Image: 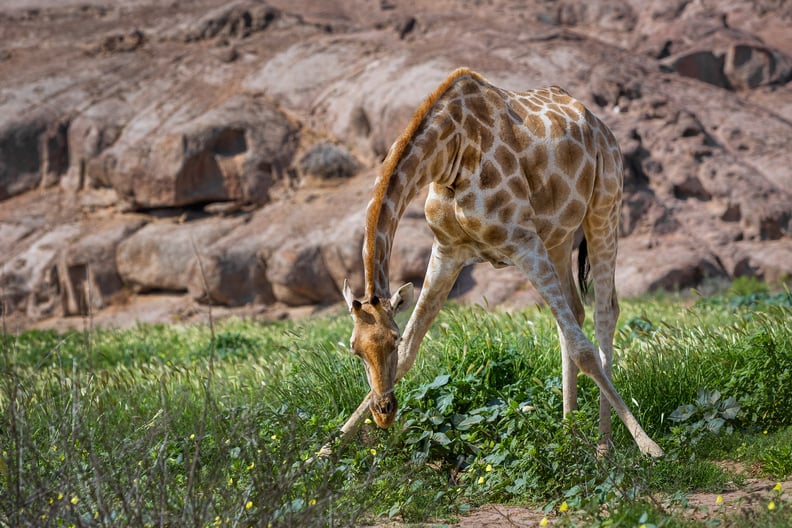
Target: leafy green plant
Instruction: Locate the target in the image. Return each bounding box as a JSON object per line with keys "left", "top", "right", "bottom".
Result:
{"left": 666, "top": 388, "right": 740, "bottom": 459}
{"left": 758, "top": 444, "right": 792, "bottom": 479}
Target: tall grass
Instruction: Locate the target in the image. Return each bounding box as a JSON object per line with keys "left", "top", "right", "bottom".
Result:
{"left": 1, "top": 289, "right": 790, "bottom": 526}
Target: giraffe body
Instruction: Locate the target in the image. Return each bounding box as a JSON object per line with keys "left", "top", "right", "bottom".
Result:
{"left": 342, "top": 68, "right": 663, "bottom": 457}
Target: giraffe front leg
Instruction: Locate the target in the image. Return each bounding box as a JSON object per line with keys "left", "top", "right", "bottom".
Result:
{"left": 396, "top": 241, "right": 465, "bottom": 381}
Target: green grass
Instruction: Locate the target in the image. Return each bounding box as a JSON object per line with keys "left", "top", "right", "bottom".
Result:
{"left": 1, "top": 286, "right": 791, "bottom": 527}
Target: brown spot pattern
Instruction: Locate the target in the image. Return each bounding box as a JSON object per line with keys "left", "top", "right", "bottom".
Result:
{"left": 479, "top": 123, "right": 494, "bottom": 152}
{"left": 495, "top": 145, "right": 518, "bottom": 175}
{"left": 566, "top": 198, "right": 586, "bottom": 222}
{"left": 525, "top": 113, "right": 546, "bottom": 137}
{"left": 400, "top": 154, "right": 419, "bottom": 175}
{"left": 479, "top": 160, "right": 502, "bottom": 189}
{"left": 464, "top": 216, "right": 482, "bottom": 232}
{"left": 448, "top": 100, "right": 464, "bottom": 123}
{"left": 422, "top": 125, "right": 439, "bottom": 146}
{"left": 455, "top": 174, "right": 471, "bottom": 192}
{"left": 557, "top": 139, "right": 584, "bottom": 175}
{"left": 460, "top": 78, "right": 480, "bottom": 96}
{"left": 520, "top": 144, "right": 548, "bottom": 177}
{"left": 460, "top": 145, "right": 480, "bottom": 173}
{"left": 577, "top": 161, "right": 594, "bottom": 195}
{"left": 430, "top": 149, "right": 446, "bottom": 177}
{"left": 389, "top": 176, "right": 404, "bottom": 199}
{"left": 457, "top": 192, "right": 476, "bottom": 210}
{"left": 569, "top": 122, "right": 582, "bottom": 144}
{"left": 507, "top": 175, "right": 529, "bottom": 200}
{"left": 483, "top": 225, "right": 508, "bottom": 245}
{"left": 463, "top": 116, "right": 479, "bottom": 143}
{"left": 547, "top": 111, "right": 568, "bottom": 138}
{"left": 533, "top": 176, "right": 571, "bottom": 215}
{"left": 485, "top": 190, "right": 510, "bottom": 215}
{"left": 498, "top": 203, "right": 516, "bottom": 223}
{"left": 465, "top": 95, "right": 495, "bottom": 127}
{"left": 523, "top": 97, "right": 544, "bottom": 113}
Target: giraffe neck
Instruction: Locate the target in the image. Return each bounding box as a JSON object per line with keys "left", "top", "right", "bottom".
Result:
{"left": 363, "top": 114, "right": 460, "bottom": 300}
{"left": 361, "top": 69, "right": 490, "bottom": 300}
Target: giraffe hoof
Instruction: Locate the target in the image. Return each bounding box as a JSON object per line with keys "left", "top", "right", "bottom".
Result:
{"left": 641, "top": 440, "right": 664, "bottom": 458}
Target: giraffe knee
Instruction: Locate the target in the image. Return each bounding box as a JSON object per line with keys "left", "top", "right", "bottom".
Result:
{"left": 569, "top": 340, "right": 601, "bottom": 375}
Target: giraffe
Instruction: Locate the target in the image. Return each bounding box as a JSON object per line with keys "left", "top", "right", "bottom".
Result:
{"left": 340, "top": 67, "right": 663, "bottom": 457}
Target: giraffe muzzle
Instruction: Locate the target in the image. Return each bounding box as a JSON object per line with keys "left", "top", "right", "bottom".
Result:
{"left": 370, "top": 393, "right": 398, "bottom": 428}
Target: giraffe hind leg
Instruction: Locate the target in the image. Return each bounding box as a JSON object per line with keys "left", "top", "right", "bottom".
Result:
{"left": 508, "top": 228, "right": 663, "bottom": 457}
{"left": 548, "top": 238, "right": 585, "bottom": 420}
{"left": 584, "top": 200, "right": 624, "bottom": 452}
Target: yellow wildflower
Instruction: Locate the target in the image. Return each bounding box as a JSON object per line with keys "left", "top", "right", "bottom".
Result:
{"left": 768, "top": 501, "right": 776, "bottom": 511}
{"left": 559, "top": 501, "right": 569, "bottom": 512}
{"left": 189, "top": 434, "right": 195, "bottom": 440}
{"left": 270, "top": 434, "right": 278, "bottom": 441}
{"left": 308, "top": 498, "right": 317, "bottom": 506}
{"left": 246, "top": 462, "right": 255, "bottom": 470}
{"left": 486, "top": 464, "right": 493, "bottom": 472}
{"left": 364, "top": 418, "right": 372, "bottom": 425}
{"left": 716, "top": 495, "right": 723, "bottom": 504}
{"left": 70, "top": 496, "right": 79, "bottom": 505}
{"left": 477, "top": 476, "right": 485, "bottom": 484}
{"left": 245, "top": 501, "right": 253, "bottom": 510}
{"left": 539, "top": 517, "right": 549, "bottom": 526}
{"left": 370, "top": 448, "right": 377, "bottom": 456}
{"left": 773, "top": 482, "right": 782, "bottom": 493}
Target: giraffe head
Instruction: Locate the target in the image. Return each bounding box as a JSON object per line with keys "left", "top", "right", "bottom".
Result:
{"left": 342, "top": 279, "right": 414, "bottom": 428}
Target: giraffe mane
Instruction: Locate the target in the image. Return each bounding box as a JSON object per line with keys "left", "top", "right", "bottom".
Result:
{"left": 363, "top": 67, "right": 488, "bottom": 296}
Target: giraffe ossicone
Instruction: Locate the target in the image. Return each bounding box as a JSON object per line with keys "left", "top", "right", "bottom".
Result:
{"left": 342, "top": 68, "right": 663, "bottom": 457}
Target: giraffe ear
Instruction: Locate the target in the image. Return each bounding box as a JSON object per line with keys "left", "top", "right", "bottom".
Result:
{"left": 390, "top": 282, "right": 414, "bottom": 313}
{"left": 342, "top": 279, "right": 359, "bottom": 313}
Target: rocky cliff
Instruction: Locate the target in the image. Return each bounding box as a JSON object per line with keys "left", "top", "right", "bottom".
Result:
{"left": 1, "top": 0, "right": 791, "bottom": 330}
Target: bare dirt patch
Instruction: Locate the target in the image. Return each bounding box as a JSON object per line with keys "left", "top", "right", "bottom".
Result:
{"left": 374, "top": 478, "right": 791, "bottom": 527}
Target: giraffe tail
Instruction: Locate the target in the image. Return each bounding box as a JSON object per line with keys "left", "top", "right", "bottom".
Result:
{"left": 577, "top": 237, "right": 591, "bottom": 297}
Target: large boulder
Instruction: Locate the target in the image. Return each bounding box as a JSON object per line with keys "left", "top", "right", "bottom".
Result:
{"left": 266, "top": 210, "right": 365, "bottom": 306}
{"left": 617, "top": 235, "right": 729, "bottom": 298}
{"left": 0, "top": 224, "right": 81, "bottom": 319}
{"left": 116, "top": 217, "right": 244, "bottom": 293}
{"left": 57, "top": 218, "right": 146, "bottom": 316}
{"left": 187, "top": 235, "right": 273, "bottom": 307}
{"left": 725, "top": 241, "right": 792, "bottom": 284}
{"left": 99, "top": 94, "right": 300, "bottom": 208}
{"left": 0, "top": 109, "right": 68, "bottom": 200}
